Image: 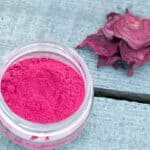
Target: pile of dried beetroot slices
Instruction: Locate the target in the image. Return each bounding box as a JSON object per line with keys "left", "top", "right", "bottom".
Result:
{"left": 76, "top": 9, "right": 150, "bottom": 76}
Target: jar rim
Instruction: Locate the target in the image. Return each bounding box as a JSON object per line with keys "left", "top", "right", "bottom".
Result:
{"left": 0, "top": 42, "right": 93, "bottom": 141}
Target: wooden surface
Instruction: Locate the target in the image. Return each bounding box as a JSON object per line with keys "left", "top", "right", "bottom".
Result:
{"left": 0, "top": 0, "right": 150, "bottom": 149}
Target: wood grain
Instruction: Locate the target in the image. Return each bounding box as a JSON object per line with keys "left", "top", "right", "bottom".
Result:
{"left": 1, "top": 97, "right": 150, "bottom": 150}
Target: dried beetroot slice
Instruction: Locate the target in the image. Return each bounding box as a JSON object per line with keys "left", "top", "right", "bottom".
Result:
{"left": 76, "top": 31, "right": 119, "bottom": 57}
{"left": 101, "top": 12, "right": 121, "bottom": 39}
{"left": 128, "top": 63, "right": 137, "bottom": 76}
{"left": 143, "top": 51, "right": 150, "bottom": 64}
{"left": 119, "top": 41, "right": 150, "bottom": 64}
{"left": 128, "top": 50, "right": 150, "bottom": 76}
{"left": 106, "top": 12, "right": 122, "bottom": 21}
{"left": 97, "top": 55, "right": 120, "bottom": 67}
{"left": 119, "top": 40, "right": 150, "bottom": 76}
{"left": 114, "top": 10, "right": 150, "bottom": 49}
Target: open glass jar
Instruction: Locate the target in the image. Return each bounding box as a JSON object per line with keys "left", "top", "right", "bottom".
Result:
{"left": 0, "top": 42, "right": 93, "bottom": 149}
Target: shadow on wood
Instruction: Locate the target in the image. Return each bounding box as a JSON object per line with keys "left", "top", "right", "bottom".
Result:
{"left": 94, "top": 87, "right": 150, "bottom": 104}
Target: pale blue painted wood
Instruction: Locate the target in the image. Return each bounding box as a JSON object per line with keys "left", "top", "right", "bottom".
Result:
{"left": 1, "top": 97, "right": 150, "bottom": 150}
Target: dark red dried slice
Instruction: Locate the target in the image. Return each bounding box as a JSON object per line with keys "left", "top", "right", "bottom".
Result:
{"left": 101, "top": 12, "right": 121, "bottom": 40}
{"left": 114, "top": 10, "right": 150, "bottom": 49}
{"left": 76, "top": 31, "right": 119, "bottom": 57}
{"left": 119, "top": 41, "right": 150, "bottom": 64}
{"left": 119, "top": 40, "right": 150, "bottom": 76}
{"left": 106, "top": 12, "right": 122, "bottom": 21}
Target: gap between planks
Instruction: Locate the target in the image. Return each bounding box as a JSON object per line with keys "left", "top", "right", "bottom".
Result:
{"left": 94, "top": 87, "right": 150, "bottom": 104}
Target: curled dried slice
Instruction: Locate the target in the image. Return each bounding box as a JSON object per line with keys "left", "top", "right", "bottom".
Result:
{"left": 76, "top": 32, "right": 119, "bottom": 57}
{"left": 119, "top": 41, "right": 150, "bottom": 76}
{"left": 114, "top": 10, "right": 150, "bottom": 49}
{"left": 102, "top": 12, "right": 121, "bottom": 39}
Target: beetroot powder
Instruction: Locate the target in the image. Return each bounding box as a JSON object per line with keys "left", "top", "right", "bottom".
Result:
{"left": 1, "top": 58, "right": 85, "bottom": 124}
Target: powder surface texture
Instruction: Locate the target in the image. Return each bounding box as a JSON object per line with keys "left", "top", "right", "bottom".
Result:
{"left": 1, "top": 58, "right": 85, "bottom": 124}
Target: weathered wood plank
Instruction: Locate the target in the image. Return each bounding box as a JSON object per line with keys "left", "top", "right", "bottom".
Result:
{"left": 1, "top": 97, "right": 150, "bottom": 150}
{"left": 0, "top": 0, "right": 149, "bottom": 97}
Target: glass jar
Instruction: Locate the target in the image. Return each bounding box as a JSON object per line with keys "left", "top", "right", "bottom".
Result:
{"left": 0, "top": 42, "right": 93, "bottom": 149}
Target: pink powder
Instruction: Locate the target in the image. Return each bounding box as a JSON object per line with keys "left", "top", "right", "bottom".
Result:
{"left": 1, "top": 58, "right": 85, "bottom": 124}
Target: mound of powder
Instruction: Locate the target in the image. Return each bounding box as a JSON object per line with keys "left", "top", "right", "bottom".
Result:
{"left": 1, "top": 58, "right": 85, "bottom": 124}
